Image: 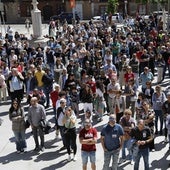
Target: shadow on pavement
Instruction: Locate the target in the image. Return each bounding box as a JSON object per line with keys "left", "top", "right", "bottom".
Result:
{"left": 150, "top": 150, "right": 170, "bottom": 170}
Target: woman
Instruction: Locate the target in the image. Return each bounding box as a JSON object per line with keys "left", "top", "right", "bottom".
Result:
{"left": 135, "top": 92, "right": 147, "bottom": 121}
{"left": 0, "top": 69, "right": 7, "bottom": 102}
{"left": 114, "top": 90, "right": 126, "bottom": 123}
{"left": 124, "top": 78, "right": 137, "bottom": 117}
{"left": 143, "top": 81, "right": 154, "bottom": 105}
{"left": 93, "top": 80, "right": 105, "bottom": 122}
{"left": 140, "top": 101, "right": 155, "bottom": 151}
{"left": 152, "top": 85, "right": 167, "bottom": 135}
{"left": 9, "top": 99, "right": 27, "bottom": 153}
{"left": 156, "top": 53, "right": 165, "bottom": 83}
{"left": 80, "top": 84, "right": 94, "bottom": 120}
{"left": 63, "top": 107, "right": 77, "bottom": 162}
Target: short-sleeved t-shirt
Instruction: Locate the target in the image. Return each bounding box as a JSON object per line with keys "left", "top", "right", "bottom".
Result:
{"left": 79, "top": 127, "right": 97, "bottom": 152}
{"left": 101, "top": 123, "right": 124, "bottom": 151}
{"left": 130, "top": 126, "right": 151, "bottom": 149}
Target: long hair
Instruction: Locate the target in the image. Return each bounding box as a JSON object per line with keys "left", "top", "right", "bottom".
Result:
{"left": 9, "top": 98, "right": 21, "bottom": 113}
{"left": 96, "top": 80, "right": 105, "bottom": 93}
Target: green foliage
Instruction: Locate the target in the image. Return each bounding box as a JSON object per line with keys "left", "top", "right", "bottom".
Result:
{"left": 107, "top": 0, "right": 119, "bottom": 14}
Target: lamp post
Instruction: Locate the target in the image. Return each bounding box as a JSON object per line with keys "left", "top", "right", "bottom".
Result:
{"left": 168, "top": 0, "right": 170, "bottom": 33}
{"left": 124, "top": 0, "right": 128, "bottom": 17}
{"left": 0, "top": 1, "right": 5, "bottom": 35}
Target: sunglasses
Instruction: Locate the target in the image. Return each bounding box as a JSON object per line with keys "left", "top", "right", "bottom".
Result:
{"left": 125, "top": 113, "right": 131, "bottom": 116}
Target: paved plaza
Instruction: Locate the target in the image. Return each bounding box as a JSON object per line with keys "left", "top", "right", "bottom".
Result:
{"left": 0, "top": 24, "right": 170, "bottom": 170}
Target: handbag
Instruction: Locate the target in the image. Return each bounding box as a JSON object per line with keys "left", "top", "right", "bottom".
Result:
{"left": 39, "top": 119, "right": 51, "bottom": 134}
{"left": 25, "top": 119, "right": 30, "bottom": 129}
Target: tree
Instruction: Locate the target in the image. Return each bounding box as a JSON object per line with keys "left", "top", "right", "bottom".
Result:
{"left": 107, "top": 0, "right": 119, "bottom": 14}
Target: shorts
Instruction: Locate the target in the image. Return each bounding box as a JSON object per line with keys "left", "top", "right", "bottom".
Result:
{"left": 81, "top": 150, "right": 96, "bottom": 165}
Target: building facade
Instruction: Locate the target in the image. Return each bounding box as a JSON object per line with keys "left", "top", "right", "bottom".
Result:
{"left": 0, "top": 0, "right": 166, "bottom": 24}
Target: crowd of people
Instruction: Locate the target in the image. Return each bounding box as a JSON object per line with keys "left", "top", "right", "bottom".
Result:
{"left": 1, "top": 13, "right": 170, "bottom": 170}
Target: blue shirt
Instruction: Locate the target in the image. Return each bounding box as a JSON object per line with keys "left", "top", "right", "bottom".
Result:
{"left": 139, "top": 72, "right": 154, "bottom": 88}
{"left": 101, "top": 123, "right": 124, "bottom": 151}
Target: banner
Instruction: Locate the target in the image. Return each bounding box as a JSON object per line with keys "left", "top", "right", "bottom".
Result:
{"left": 70, "top": 0, "right": 75, "bottom": 8}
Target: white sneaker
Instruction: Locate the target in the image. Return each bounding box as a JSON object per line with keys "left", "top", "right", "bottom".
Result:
{"left": 130, "top": 160, "right": 134, "bottom": 165}
{"left": 23, "top": 148, "right": 27, "bottom": 153}
{"left": 73, "top": 155, "right": 77, "bottom": 161}
{"left": 67, "top": 155, "right": 71, "bottom": 162}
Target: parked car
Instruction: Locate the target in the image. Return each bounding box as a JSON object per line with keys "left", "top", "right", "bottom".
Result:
{"left": 50, "top": 12, "right": 80, "bottom": 24}
{"left": 106, "top": 13, "right": 123, "bottom": 23}
{"left": 91, "top": 16, "right": 103, "bottom": 23}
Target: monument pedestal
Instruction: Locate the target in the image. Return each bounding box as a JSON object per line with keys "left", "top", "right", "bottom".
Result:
{"left": 30, "top": 0, "right": 48, "bottom": 47}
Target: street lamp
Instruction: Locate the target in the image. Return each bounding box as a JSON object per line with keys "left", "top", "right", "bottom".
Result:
{"left": 124, "top": 0, "right": 128, "bottom": 17}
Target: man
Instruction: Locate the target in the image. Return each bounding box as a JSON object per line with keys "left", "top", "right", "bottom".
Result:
{"left": 34, "top": 65, "right": 45, "bottom": 91}
{"left": 7, "top": 67, "right": 24, "bottom": 102}
{"left": 28, "top": 97, "right": 46, "bottom": 152}
{"left": 130, "top": 119, "right": 153, "bottom": 170}
{"left": 42, "top": 67, "right": 53, "bottom": 108}
{"left": 56, "top": 98, "right": 67, "bottom": 150}
{"left": 107, "top": 77, "right": 120, "bottom": 115}
{"left": 162, "top": 91, "right": 170, "bottom": 142}
{"left": 79, "top": 119, "right": 97, "bottom": 170}
{"left": 139, "top": 67, "right": 154, "bottom": 93}
{"left": 119, "top": 109, "right": 135, "bottom": 164}
{"left": 129, "top": 53, "right": 139, "bottom": 88}
{"left": 101, "top": 114, "right": 124, "bottom": 170}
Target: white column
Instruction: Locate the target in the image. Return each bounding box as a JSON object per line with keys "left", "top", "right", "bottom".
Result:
{"left": 31, "top": 0, "right": 42, "bottom": 39}
{"left": 163, "top": 8, "right": 166, "bottom": 31}
{"left": 91, "top": 2, "right": 94, "bottom": 16}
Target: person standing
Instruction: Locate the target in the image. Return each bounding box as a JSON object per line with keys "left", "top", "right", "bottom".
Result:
{"left": 9, "top": 99, "right": 27, "bottom": 153}
{"left": 101, "top": 114, "right": 124, "bottom": 170}
{"left": 34, "top": 65, "right": 45, "bottom": 91}
{"left": 130, "top": 119, "right": 153, "bottom": 170}
{"left": 107, "top": 77, "right": 120, "bottom": 115}
{"left": 79, "top": 119, "right": 97, "bottom": 170}
{"left": 0, "top": 69, "right": 7, "bottom": 102}
{"left": 139, "top": 67, "right": 154, "bottom": 93}
{"left": 152, "top": 85, "right": 166, "bottom": 135}
{"left": 119, "top": 109, "right": 135, "bottom": 164}
{"left": 56, "top": 98, "right": 67, "bottom": 150}
{"left": 42, "top": 67, "right": 53, "bottom": 108}
{"left": 7, "top": 68, "right": 24, "bottom": 102}
{"left": 28, "top": 97, "right": 46, "bottom": 152}
{"left": 162, "top": 92, "right": 170, "bottom": 142}
{"left": 63, "top": 106, "right": 77, "bottom": 162}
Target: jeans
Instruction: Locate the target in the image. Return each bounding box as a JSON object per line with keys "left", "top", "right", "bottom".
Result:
{"left": 13, "top": 130, "right": 27, "bottom": 151}
{"left": 122, "top": 139, "right": 132, "bottom": 160}
{"left": 81, "top": 151, "right": 96, "bottom": 165}
{"left": 32, "top": 126, "right": 44, "bottom": 148}
{"left": 65, "top": 127, "right": 77, "bottom": 155}
{"left": 154, "top": 110, "right": 163, "bottom": 132}
{"left": 103, "top": 149, "right": 120, "bottom": 170}
{"left": 59, "top": 125, "right": 66, "bottom": 147}
{"left": 47, "top": 63, "right": 54, "bottom": 76}
{"left": 134, "top": 147, "right": 149, "bottom": 170}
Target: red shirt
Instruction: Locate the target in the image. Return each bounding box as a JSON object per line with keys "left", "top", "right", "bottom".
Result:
{"left": 50, "top": 90, "right": 59, "bottom": 107}
{"left": 79, "top": 127, "right": 97, "bottom": 151}
{"left": 86, "top": 81, "right": 96, "bottom": 94}
{"left": 124, "top": 72, "right": 135, "bottom": 83}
